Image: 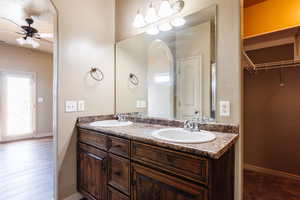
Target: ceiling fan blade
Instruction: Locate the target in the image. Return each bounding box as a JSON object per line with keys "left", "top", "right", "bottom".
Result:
{"left": 0, "top": 30, "right": 25, "bottom": 35}
{"left": 38, "top": 37, "right": 53, "bottom": 44}
{"left": 0, "top": 17, "right": 22, "bottom": 28}
{"left": 38, "top": 33, "right": 53, "bottom": 38}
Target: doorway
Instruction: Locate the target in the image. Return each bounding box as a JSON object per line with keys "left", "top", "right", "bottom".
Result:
{"left": 0, "top": 71, "right": 36, "bottom": 141}
{"left": 0, "top": 0, "right": 57, "bottom": 199}
{"left": 243, "top": 0, "right": 300, "bottom": 199}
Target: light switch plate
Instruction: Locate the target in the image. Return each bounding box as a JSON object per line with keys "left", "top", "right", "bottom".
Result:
{"left": 38, "top": 97, "right": 44, "bottom": 103}
{"left": 140, "top": 100, "right": 147, "bottom": 108}
{"left": 78, "top": 100, "right": 85, "bottom": 112}
{"left": 220, "top": 101, "right": 230, "bottom": 117}
{"left": 65, "top": 101, "right": 77, "bottom": 112}
{"left": 136, "top": 100, "right": 141, "bottom": 108}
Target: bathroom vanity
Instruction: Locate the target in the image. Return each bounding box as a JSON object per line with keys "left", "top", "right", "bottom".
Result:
{"left": 77, "top": 4, "right": 239, "bottom": 200}
{"left": 77, "top": 115, "right": 238, "bottom": 200}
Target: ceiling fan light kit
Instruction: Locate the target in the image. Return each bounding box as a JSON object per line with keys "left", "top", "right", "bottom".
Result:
{"left": 133, "top": 0, "right": 186, "bottom": 35}
{"left": 16, "top": 36, "right": 40, "bottom": 48}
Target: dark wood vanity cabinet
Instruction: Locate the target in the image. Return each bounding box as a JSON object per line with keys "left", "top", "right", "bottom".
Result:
{"left": 77, "top": 128, "right": 234, "bottom": 200}
{"left": 78, "top": 143, "right": 108, "bottom": 200}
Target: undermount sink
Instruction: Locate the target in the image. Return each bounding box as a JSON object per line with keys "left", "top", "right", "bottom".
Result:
{"left": 152, "top": 128, "right": 216, "bottom": 144}
{"left": 89, "top": 120, "right": 133, "bottom": 127}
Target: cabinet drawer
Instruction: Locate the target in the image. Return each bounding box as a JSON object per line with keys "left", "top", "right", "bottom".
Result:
{"left": 108, "top": 136, "right": 130, "bottom": 158}
{"left": 108, "top": 186, "right": 129, "bottom": 200}
{"left": 108, "top": 153, "right": 130, "bottom": 195}
{"left": 131, "top": 141, "right": 209, "bottom": 185}
{"left": 132, "top": 163, "right": 208, "bottom": 200}
{"left": 78, "top": 129, "right": 108, "bottom": 151}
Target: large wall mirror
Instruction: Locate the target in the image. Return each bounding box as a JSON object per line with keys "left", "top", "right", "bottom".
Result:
{"left": 116, "top": 5, "right": 217, "bottom": 121}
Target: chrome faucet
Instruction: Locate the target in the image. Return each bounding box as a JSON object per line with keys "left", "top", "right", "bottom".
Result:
{"left": 184, "top": 120, "right": 193, "bottom": 130}
{"left": 116, "top": 114, "right": 126, "bottom": 121}
{"left": 184, "top": 120, "right": 199, "bottom": 132}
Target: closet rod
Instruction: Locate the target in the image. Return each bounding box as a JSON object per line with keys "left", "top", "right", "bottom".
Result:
{"left": 254, "top": 60, "right": 300, "bottom": 71}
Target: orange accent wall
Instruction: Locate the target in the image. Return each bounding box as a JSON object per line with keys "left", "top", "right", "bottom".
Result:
{"left": 244, "top": 0, "right": 300, "bottom": 38}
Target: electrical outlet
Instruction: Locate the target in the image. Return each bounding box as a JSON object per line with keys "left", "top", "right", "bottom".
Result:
{"left": 78, "top": 101, "right": 85, "bottom": 112}
{"left": 220, "top": 101, "right": 230, "bottom": 117}
{"left": 65, "top": 101, "right": 77, "bottom": 112}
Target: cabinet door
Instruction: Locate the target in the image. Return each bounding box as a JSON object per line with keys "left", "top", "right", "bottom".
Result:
{"left": 108, "top": 186, "right": 129, "bottom": 200}
{"left": 78, "top": 143, "right": 107, "bottom": 200}
{"left": 132, "top": 163, "right": 208, "bottom": 200}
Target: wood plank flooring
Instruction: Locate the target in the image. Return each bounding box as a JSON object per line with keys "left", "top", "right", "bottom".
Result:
{"left": 0, "top": 138, "right": 54, "bottom": 200}
{"left": 244, "top": 170, "right": 300, "bottom": 200}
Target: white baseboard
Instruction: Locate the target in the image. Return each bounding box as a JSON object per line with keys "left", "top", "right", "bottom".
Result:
{"left": 244, "top": 163, "right": 300, "bottom": 181}
{"left": 0, "top": 133, "right": 53, "bottom": 143}
{"left": 63, "top": 192, "right": 82, "bottom": 200}
{"left": 34, "top": 132, "right": 53, "bottom": 138}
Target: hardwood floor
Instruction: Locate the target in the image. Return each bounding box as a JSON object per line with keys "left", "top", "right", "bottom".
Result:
{"left": 0, "top": 138, "right": 54, "bottom": 200}
{"left": 244, "top": 170, "right": 300, "bottom": 200}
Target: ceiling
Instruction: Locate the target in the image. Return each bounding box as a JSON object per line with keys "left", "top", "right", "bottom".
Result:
{"left": 244, "top": 0, "right": 267, "bottom": 8}
{"left": 0, "top": 0, "right": 54, "bottom": 53}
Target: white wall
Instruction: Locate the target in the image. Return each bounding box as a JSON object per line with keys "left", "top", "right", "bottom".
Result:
{"left": 51, "top": 0, "right": 116, "bottom": 199}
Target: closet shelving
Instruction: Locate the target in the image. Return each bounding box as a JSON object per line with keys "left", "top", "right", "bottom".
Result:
{"left": 243, "top": 26, "right": 300, "bottom": 72}
{"left": 243, "top": 51, "right": 300, "bottom": 72}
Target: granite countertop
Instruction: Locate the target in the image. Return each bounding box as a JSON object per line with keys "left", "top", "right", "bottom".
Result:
{"left": 77, "top": 118, "right": 239, "bottom": 159}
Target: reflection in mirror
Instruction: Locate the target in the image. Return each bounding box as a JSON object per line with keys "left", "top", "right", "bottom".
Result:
{"left": 116, "top": 5, "right": 217, "bottom": 121}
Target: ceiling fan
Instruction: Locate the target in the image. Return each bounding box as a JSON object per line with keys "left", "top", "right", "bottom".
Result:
{"left": 0, "top": 16, "right": 53, "bottom": 48}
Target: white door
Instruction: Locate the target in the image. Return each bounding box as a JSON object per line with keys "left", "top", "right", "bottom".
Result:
{"left": 0, "top": 71, "right": 36, "bottom": 141}
{"left": 177, "top": 56, "right": 202, "bottom": 120}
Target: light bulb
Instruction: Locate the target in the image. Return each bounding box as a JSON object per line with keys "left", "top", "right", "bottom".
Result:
{"left": 32, "top": 40, "right": 40, "bottom": 48}
{"left": 133, "top": 10, "right": 146, "bottom": 28}
{"left": 158, "top": 0, "right": 174, "bottom": 18}
{"left": 26, "top": 37, "right": 34, "bottom": 45}
{"left": 171, "top": 17, "right": 186, "bottom": 27}
{"left": 146, "top": 26, "right": 160, "bottom": 35}
{"left": 145, "top": 3, "right": 159, "bottom": 23}
{"left": 16, "top": 37, "right": 25, "bottom": 45}
{"left": 158, "top": 22, "right": 172, "bottom": 32}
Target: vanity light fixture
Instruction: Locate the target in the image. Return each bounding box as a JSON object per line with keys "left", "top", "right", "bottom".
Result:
{"left": 133, "top": 0, "right": 185, "bottom": 35}
{"left": 133, "top": 10, "right": 146, "bottom": 28}
{"left": 158, "top": 0, "right": 174, "bottom": 18}
{"left": 171, "top": 17, "right": 186, "bottom": 27}
{"left": 146, "top": 25, "right": 160, "bottom": 35}
{"left": 158, "top": 22, "right": 173, "bottom": 32}
{"left": 145, "top": 2, "right": 159, "bottom": 23}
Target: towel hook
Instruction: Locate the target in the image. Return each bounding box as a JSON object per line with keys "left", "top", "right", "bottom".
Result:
{"left": 129, "top": 73, "right": 139, "bottom": 86}
{"left": 90, "top": 67, "right": 104, "bottom": 82}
